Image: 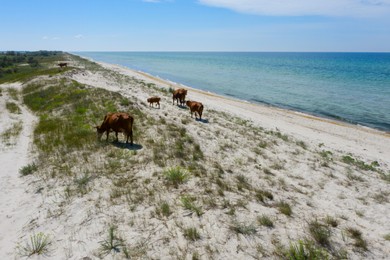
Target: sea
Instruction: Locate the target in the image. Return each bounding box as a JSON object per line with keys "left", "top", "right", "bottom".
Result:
{"left": 74, "top": 52, "right": 390, "bottom": 132}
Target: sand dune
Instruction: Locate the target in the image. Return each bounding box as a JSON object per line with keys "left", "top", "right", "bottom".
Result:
{"left": 0, "top": 55, "right": 389, "bottom": 259}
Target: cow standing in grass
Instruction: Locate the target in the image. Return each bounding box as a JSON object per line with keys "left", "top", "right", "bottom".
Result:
{"left": 147, "top": 96, "right": 161, "bottom": 108}
{"left": 186, "top": 101, "right": 204, "bottom": 120}
{"left": 58, "top": 62, "right": 68, "bottom": 68}
{"left": 96, "top": 112, "right": 134, "bottom": 145}
{"left": 172, "top": 88, "right": 187, "bottom": 106}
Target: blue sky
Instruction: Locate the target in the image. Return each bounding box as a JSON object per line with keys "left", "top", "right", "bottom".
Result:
{"left": 1, "top": 0, "right": 389, "bottom": 52}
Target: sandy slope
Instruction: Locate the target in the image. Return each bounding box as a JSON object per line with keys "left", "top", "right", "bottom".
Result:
{"left": 0, "top": 57, "right": 389, "bottom": 259}
{"left": 0, "top": 83, "right": 38, "bottom": 259}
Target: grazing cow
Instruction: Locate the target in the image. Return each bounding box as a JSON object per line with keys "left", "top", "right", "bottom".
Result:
{"left": 186, "top": 101, "right": 204, "bottom": 120}
{"left": 147, "top": 96, "right": 161, "bottom": 108}
{"left": 58, "top": 62, "right": 68, "bottom": 68}
{"left": 172, "top": 88, "right": 187, "bottom": 106}
{"left": 96, "top": 112, "right": 134, "bottom": 144}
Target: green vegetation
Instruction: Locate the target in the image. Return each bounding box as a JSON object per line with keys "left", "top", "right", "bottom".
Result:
{"left": 164, "top": 166, "right": 188, "bottom": 188}
{"left": 230, "top": 222, "right": 257, "bottom": 235}
{"left": 285, "top": 240, "right": 329, "bottom": 260}
{"left": 181, "top": 195, "right": 203, "bottom": 216}
{"left": 277, "top": 201, "right": 292, "bottom": 216}
{"left": 99, "top": 226, "right": 123, "bottom": 256}
{"left": 17, "top": 232, "right": 52, "bottom": 257}
{"left": 6, "top": 101, "right": 21, "bottom": 114}
{"left": 183, "top": 227, "right": 201, "bottom": 241}
{"left": 0, "top": 51, "right": 69, "bottom": 83}
{"left": 308, "top": 219, "right": 331, "bottom": 247}
{"left": 19, "top": 163, "right": 38, "bottom": 176}
{"left": 1, "top": 121, "right": 23, "bottom": 145}
{"left": 342, "top": 155, "right": 379, "bottom": 172}
{"left": 257, "top": 214, "right": 274, "bottom": 228}
{"left": 346, "top": 227, "right": 368, "bottom": 251}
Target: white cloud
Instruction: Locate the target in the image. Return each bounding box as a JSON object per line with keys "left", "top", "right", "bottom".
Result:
{"left": 198, "top": 0, "right": 390, "bottom": 17}
{"left": 74, "top": 34, "right": 84, "bottom": 39}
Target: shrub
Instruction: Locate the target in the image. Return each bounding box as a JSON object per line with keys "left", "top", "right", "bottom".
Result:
{"left": 19, "top": 163, "right": 38, "bottom": 176}
{"left": 164, "top": 167, "right": 188, "bottom": 188}
{"left": 308, "top": 220, "right": 331, "bottom": 247}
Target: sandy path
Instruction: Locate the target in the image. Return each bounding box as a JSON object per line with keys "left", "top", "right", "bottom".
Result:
{"left": 0, "top": 83, "right": 38, "bottom": 259}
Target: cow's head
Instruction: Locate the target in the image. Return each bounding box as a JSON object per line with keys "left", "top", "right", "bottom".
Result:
{"left": 95, "top": 126, "right": 104, "bottom": 140}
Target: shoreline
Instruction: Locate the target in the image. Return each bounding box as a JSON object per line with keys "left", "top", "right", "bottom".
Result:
{"left": 80, "top": 57, "right": 390, "bottom": 165}
{"left": 73, "top": 52, "right": 390, "bottom": 134}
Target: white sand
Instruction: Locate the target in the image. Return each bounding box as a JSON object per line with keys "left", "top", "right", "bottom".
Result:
{"left": 0, "top": 83, "right": 38, "bottom": 259}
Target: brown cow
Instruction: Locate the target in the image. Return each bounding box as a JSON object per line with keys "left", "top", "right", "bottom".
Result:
{"left": 58, "top": 62, "right": 68, "bottom": 68}
{"left": 96, "top": 112, "right": 134, "bottom": 144}
{"left": 186, "top": 101, "right": 204, "bottom": 120}
{"left": 172, "top": 88, "right": 187, "bottom": 106}
{"left": 147, "top": 96, "right": 161, "bottom": 108}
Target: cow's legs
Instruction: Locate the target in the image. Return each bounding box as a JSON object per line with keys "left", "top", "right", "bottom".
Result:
{"left": 115, "top": 131, "right": 119, "bottom": 142}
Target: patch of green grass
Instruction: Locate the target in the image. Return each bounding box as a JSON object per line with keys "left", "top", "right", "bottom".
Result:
{"left": 19, "top": 163, "right": 38, "bottom": 176}
{"left": 277, "top": 201, "right": 292, "bottom": 216}
{"left": 230, "top": 222, "right": 257, "bottom": 236}
{"left": 164, "top": 167, "right": 188, "bottom": 188}
{"left": 285, "top": 239, "right": 329, "bottom": 260}
{"left": 296, "top": 140, "right": 307, "bottom": 150}
{"left": 257, "top": 215, "right": 274, "bottom": 228}
{"left": 6, "top": 101, "right": 21, "bottom": 114}
{"left": 342, "top": 155, "right": 379, "bottom": 172}
{"left": 1, "top": 121, "right": 23, "bottom": 144}
{"left": 384, "top": 234, "right": 390, "bottom": 241}
{"left": 156, "top": 201, "right": 172, "bottom": 217}
{"left": 183, "top": 227, "right": 201, "bottom": 241}
{"left": 99, "top": 226, "right": 123, "bottom": 256}
{"left": 17, "top": 232, "right": 52, "bottom": 257}
{"left": 308, "top": 219, "right": 331, "bottom": 247}
{"left": 181, "top": 195, "right": 203, "bottom": 216}
{"left": 255, "top": 189, "right": 274, "bottom": 203}
{"left": 346, "top": 227, "right": 368, "bottom": 251}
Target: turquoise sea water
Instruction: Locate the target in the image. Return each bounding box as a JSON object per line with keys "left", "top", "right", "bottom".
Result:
{"left": 75, "top": 52, "right": 390, "bottom": 132}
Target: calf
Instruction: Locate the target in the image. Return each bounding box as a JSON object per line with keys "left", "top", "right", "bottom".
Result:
{"left": 147, "top": 96, "right": 161, "bottom": 108}
{"left": 186, "top": 101, "right": 204, "bottom": 120}
{"left": 96, "top": 112, "right": 134, "bottom": 144}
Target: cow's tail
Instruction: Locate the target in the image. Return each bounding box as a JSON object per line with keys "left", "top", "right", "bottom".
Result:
{"left": 128, "top": 116, "right": 134, "bottom": 145}
{"left": 199, "top": 104, "right": 204, "bottom": 119}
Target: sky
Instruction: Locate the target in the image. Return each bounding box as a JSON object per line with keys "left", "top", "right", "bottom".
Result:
{"left": 1, "top": 0, "right": 390, "bottom": 52}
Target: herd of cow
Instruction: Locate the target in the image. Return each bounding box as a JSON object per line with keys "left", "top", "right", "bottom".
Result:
{"left": 96, "top": 88, "right": 203, "bottom": 145}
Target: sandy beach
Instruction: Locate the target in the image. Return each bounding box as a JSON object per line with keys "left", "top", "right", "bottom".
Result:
{"left": 0, "top": 54, "right": 389, "bottom": 259}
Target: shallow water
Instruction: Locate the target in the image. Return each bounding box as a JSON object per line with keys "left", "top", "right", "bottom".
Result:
{"left": 75, "top": 52, "right": 390, "bottom": 131}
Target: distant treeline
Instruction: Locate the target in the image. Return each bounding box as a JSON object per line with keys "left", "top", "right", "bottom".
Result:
{"left": 0, "top": 51, "right": 63, "bottom": 79}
